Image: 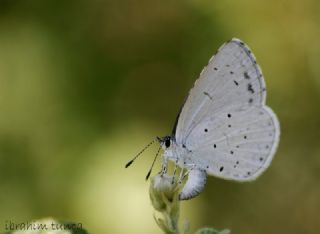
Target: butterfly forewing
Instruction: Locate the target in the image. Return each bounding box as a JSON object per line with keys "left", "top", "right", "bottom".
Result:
{"left": 175, "top": 39, "right": 267, "bottom": 146}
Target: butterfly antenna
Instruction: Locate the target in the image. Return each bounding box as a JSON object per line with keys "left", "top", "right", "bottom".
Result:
{"left": 125, "top": 139, "right": 155, "bottom": 168}
{"left": 145, "top": 144, "right": 162, "bottom": 180}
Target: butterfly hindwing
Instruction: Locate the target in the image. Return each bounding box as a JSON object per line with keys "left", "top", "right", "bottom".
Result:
{"left": 184, "top": 105, "right": 279, "bottom": 181}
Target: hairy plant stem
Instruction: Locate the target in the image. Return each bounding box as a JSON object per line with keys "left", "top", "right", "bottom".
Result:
{"left": 149, "top": 174, "right": 185, "bottom": 234}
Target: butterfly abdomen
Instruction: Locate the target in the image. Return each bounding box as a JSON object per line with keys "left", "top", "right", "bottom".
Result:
{"left": 179, "top": 169, "right": 207, "bottom": 200}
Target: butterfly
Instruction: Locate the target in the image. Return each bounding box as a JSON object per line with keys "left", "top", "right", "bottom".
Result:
{"left": 128, "top": 38, "right": 280, "bottom": 200}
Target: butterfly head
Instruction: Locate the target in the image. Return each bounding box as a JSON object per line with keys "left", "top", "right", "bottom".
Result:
{"left": 157, "top": 136, "right": 172, "bottom": 150}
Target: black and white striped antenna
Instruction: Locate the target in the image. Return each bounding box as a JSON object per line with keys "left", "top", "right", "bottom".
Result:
{"left": 125, "top": 139, "right": 156, "bottom": 168}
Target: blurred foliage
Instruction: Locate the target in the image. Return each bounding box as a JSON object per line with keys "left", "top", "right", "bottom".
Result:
{"left": 0, "top": 0, "right": 320, "bottom": 234}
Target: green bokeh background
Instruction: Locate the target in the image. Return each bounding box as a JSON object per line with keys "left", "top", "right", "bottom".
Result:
{"left": 1, "top": 0, "right": 320, "bottom": 233}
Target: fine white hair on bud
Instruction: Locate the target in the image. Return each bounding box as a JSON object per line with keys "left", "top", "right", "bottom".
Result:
{"left": 149, "top": 174, "right": 183, "bottom": 233}
{"left": 153, "top": 174, "right": 176, "bottom": 194}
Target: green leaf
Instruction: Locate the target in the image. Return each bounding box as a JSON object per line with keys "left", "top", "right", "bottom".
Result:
{"left": 195, "top": 227, "right": 230, "bottom": 234}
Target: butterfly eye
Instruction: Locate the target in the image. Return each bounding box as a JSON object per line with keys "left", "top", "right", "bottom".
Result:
{"left": 165, "top": 139, "right": 171, "bottom": 148}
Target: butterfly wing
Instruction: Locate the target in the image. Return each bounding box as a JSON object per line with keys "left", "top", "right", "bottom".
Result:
{"left": 174, "top": 38, "right": 280, "bottom": 181}
{"left": 174, "top": 38, "right": 267, "bottom": 145}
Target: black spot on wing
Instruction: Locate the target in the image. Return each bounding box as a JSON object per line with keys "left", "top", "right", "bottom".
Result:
{"left": 247, "top": 83, "right": 254, "bottom": 93}
{"left": 244, "top": 72, "right": 250, "bottom": 79}
{"left": 233, "top": 80, "right": 239, "bottom": 86}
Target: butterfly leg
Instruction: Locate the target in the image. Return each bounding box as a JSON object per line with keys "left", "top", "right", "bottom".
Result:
{"left": 160, "top": 157, "right": 168, "bottom": 176}
{"left": 171, "top": 159, "right": 179, "bottom": 184}
{"left": 178, "top": 167, "right": 185, "bottom": 182}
